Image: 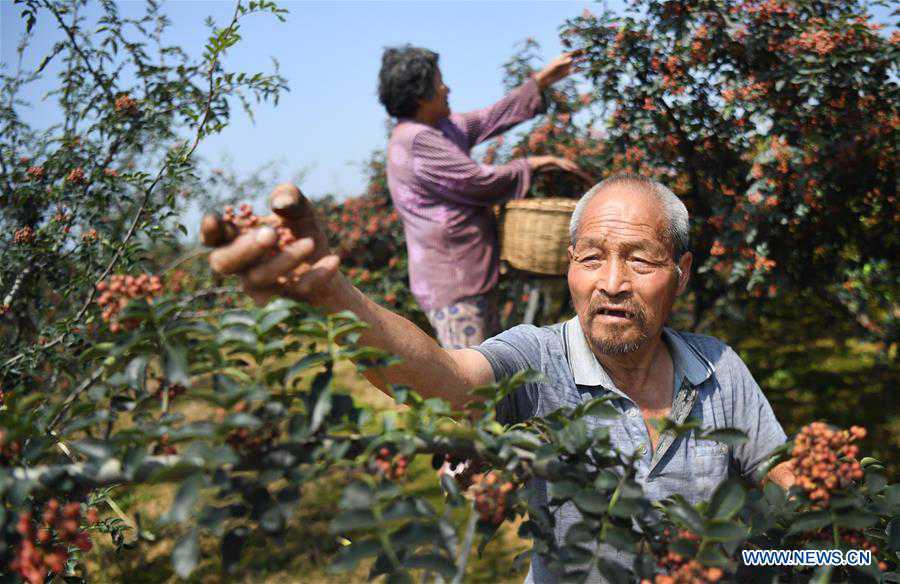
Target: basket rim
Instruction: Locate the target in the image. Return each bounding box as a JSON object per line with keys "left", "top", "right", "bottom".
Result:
{"left": 502, "top": 197, "right": 578, "bottom": 212}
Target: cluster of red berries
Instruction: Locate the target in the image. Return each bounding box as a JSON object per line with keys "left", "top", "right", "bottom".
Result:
{"left": 153, "top": 434, "right": 178, "bottom": 456}
{"left": 438, "top": 454, "right": 484, "bottom": 491}
{"left": 81, "top": 228, "right": 98, "bottom": 243}
{"left": 841, "top": 531, "right": 884, "bottom": 570}
{"left": 14, "top": 226, "right": 36, "bottom": 245}
{"left": 789, "top": 423, "right": 866, "bottom": 504}
{"left": 225, "top": 425, "right": 281, "bottom": 457}
{"left": 646, "top": 562, "right": 724, "bottom": 584}
{"left": 0, "top": 428, "right": 23, "bottom": 465}
{"left": 65, "top": 167, "right": 86, "bottom": 185}
{"left": 26, "top": 166, "right": 45, "bottom": 180}
{"left": 371, "top": 447, "right": 408, "bottom": 480}
{"left": 222, "top": 203, "right": 298, "bottom": 252}
{"left": 11, "top": 500, "right": 97, "bottom": 584}
{"left": 167, "top": 269, "right": 188, "bottom": 293}
{"left": 96, "top": 273, "right": 164, "bottom": 332}
{"left": 471, "top": 472, "right": 515, "bottom": 525}
{"left": 648, "top": 530, "right": 724, "bottom": 584}
{"left": 114, "top": 93, "right": 139, "bottom": 116}
{"left": 804, "top": 529, "right": 887, "bottom": 572}
{"left": 153, "top": 433, "right": 177, "bottom": 455}
{"left": 153, "top": 381, "right": 187, "bottom": 403}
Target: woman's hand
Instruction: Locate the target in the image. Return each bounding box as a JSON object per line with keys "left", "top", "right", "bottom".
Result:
{"left": 526, "top": 155, "right": 593, "bottom": 186}
{"left": 201, "top": 183, "right": 341, "bottom": 306}
{"left": 532, "top": 51, "right": 584, "bottom": 90}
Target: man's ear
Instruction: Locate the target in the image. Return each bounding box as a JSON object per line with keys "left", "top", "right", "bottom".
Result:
{"left": 567, "top": 245, "right": 575, "bottom": 261}
{"left": 676, "top": 252, "right": 692, "bottom": 295}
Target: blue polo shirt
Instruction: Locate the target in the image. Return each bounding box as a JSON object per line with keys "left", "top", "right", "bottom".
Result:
{"left": 471, "top": 317, "right": 787, "bottom": 583}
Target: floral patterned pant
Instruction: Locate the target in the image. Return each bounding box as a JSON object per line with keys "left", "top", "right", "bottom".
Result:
{"left": 425, "top": 292, "right": 500, "bottom": 350}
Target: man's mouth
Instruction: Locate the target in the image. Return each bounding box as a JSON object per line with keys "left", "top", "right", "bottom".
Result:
{"left": 595, "top": 306, "right": 634, "bottom": 320}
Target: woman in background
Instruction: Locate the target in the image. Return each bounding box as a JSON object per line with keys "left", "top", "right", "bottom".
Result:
{"left": 379, "top": 45, "right": 583, "bottom": 349}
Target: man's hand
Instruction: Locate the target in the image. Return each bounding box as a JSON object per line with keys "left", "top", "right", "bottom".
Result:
{"left": 764, "top": 460, "right": 796, "bottom": 491}
{"left": 532, "top": 51, "right": 584, "bottom": 90}
{"left": 201, "top": 183, "right": 341, "bottom": 306}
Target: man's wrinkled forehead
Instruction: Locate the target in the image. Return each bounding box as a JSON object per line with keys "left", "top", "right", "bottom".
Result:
{"left": 574, "top": 186, "right": 670, "bottom": 252}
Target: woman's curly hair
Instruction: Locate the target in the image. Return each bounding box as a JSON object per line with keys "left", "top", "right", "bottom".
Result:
{"left": 378, "top": 45, "right": 439, "bottom": 119}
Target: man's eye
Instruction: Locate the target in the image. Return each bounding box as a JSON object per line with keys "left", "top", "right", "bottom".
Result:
{"left": 629, "top": 258, "right": 656, "bottom": 271}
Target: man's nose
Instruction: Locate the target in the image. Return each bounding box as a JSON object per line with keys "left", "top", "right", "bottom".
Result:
{"left": 597, "top": 258, "right": 631, "bottom": 297}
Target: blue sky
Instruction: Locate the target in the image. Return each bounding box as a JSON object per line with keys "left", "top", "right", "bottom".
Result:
{"left": 1, "top": 0, "right": 605, "bottom": 201}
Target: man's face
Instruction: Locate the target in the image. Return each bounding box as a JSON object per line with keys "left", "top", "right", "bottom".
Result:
{"left": 567, "top": 186, "right": 691, "bottom": 355}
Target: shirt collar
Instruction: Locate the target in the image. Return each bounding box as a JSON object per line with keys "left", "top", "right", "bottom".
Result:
{"left": 564, "top": 316, "right": 713, "bottom": 391}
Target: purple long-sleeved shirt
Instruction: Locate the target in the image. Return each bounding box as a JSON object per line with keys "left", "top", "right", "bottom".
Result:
{"left": 386, "top": 77, "right": 547, "bottom": 311}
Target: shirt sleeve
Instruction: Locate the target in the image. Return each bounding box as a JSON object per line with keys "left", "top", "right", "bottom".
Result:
{"left": 448, "top": 77, "right": 549, "bottom": 149}
{"left": 469, "top": 324, "right": 544, "bottom": 425}
{"left": 725, "top": 347, "right": 789, "bottom": 480}
{"left": 411, "top": 130, "right": 531, "bottom": 207}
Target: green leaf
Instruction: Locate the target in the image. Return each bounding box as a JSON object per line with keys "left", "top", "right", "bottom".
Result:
{"left": 702, "top": 519, "right": 747, "bottom": 542}
{"left": 217, "top": 326, "right": 258, "bottom": 348}
{"left": 340, "top": 482, "right": 374, "bottom": 511}
{"left": 125, "top": 356, "right": 149, "bottom": 391}
{"left": 68, "top": 439, "right": 112, "bottom": 460}
{"left": 328, "top": 538, "right": 381, "bottom": 572}
{"left": 564, "top": 521, "right": 597, "bottom": 545}
{"left": 440, "top": 473, "right": 462, "bottom": 505}
{"left": 666, "top": 497, "right": 703, "bottom": 532}
{"left": 833, "top": 510, "right": 878, "bottom": 529}
{"left": 886, "top": 517, "right": 900, "bottom": 552}
{"left": 172, "top": 528, "right": 199, "bottom": 578}
{"left": 221, "top": 527, "right": 248, "bottom": 574}
{"left": 707, "top": 480, "right": 745, "bottom": 520}
{"left": 557, "top": 417, "right": 590, "bottom": 454}
{"left": 698, "top": 428, "right": 748, "bottom": 446}
{"left": 548, "top": 480, "right": 580, "bottom": 501}
{"left": 864, "top": 470, "right": 887, "bottom": 494}
{"left": 221, "top": 311, "right": 256, "bottom": 327}
{"left": 696, "top": 545, "right": 730, "bottom": 567}
{"left": 573, "top": 491, "right": 609, "bottom": 516}
{"left": 164, "top": 345, "right": 190, "bottom": 387}
{"left": 402, "top": 553, "right": 456, "bottom": 581}
{"left": 884, "top": 484, "right": 900, "bottom": 509}
{"left": 603, "top": 524, "right": 636, "bottom": 552}
{"left": 651, "top": 417, "right": 701, "bottom": 437}
{"left": 580, "top": 397, "right": 620, "bottom": 419}
{"left": 284, "top": 352, "right": 330, "bottom": 385}
{"left": 787, "top": 510, "right": 832, "bottom": 536}
{"left": 259, "top": 308, "right": 291, "bottom": 334}
{"left": 386, "top": 571, "right": 414, "bottom": 584}
{"left": 330, "top": 510, "right": 377, "bottom": 533}
{"left": 609, "top": 497, "right": 642, "bottom": 518}
{"left": 164, "top": 473, "right": 205, "bottom": 524}
{"left": 223, "top": 412, "right": 261, "bottom": 428}
{"left": 309, "top": 388, "right": 332, "bottom": 433}
{"left": 559, "top": 543, "right": 594, "bottom": 565}
{"left": 860, "top": 456, "right": 882, "bottom": 468}
{"left": 594, "top": 470, "right": 619, "bottom": 491}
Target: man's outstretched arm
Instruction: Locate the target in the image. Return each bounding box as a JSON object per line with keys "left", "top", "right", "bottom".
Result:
{"left": 203, "top": 183, "right": 494, "bottom": 410}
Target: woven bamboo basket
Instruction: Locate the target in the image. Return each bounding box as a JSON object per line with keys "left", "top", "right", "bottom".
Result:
{"left": 496, "top": 198, "right": 577, "bottom": 276}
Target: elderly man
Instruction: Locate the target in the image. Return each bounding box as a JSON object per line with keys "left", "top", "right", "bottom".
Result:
{"left": 204, "top": 173, "right": 793, "bottom": 583}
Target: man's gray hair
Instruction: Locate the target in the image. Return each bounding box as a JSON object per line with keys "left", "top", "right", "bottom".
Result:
{"left": 568, "top": 173, "right": 690, "bottom": 260}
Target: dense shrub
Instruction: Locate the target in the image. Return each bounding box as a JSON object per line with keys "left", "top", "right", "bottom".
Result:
{"left": 1, "top": 1, "right": 896, "bottom": 583}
